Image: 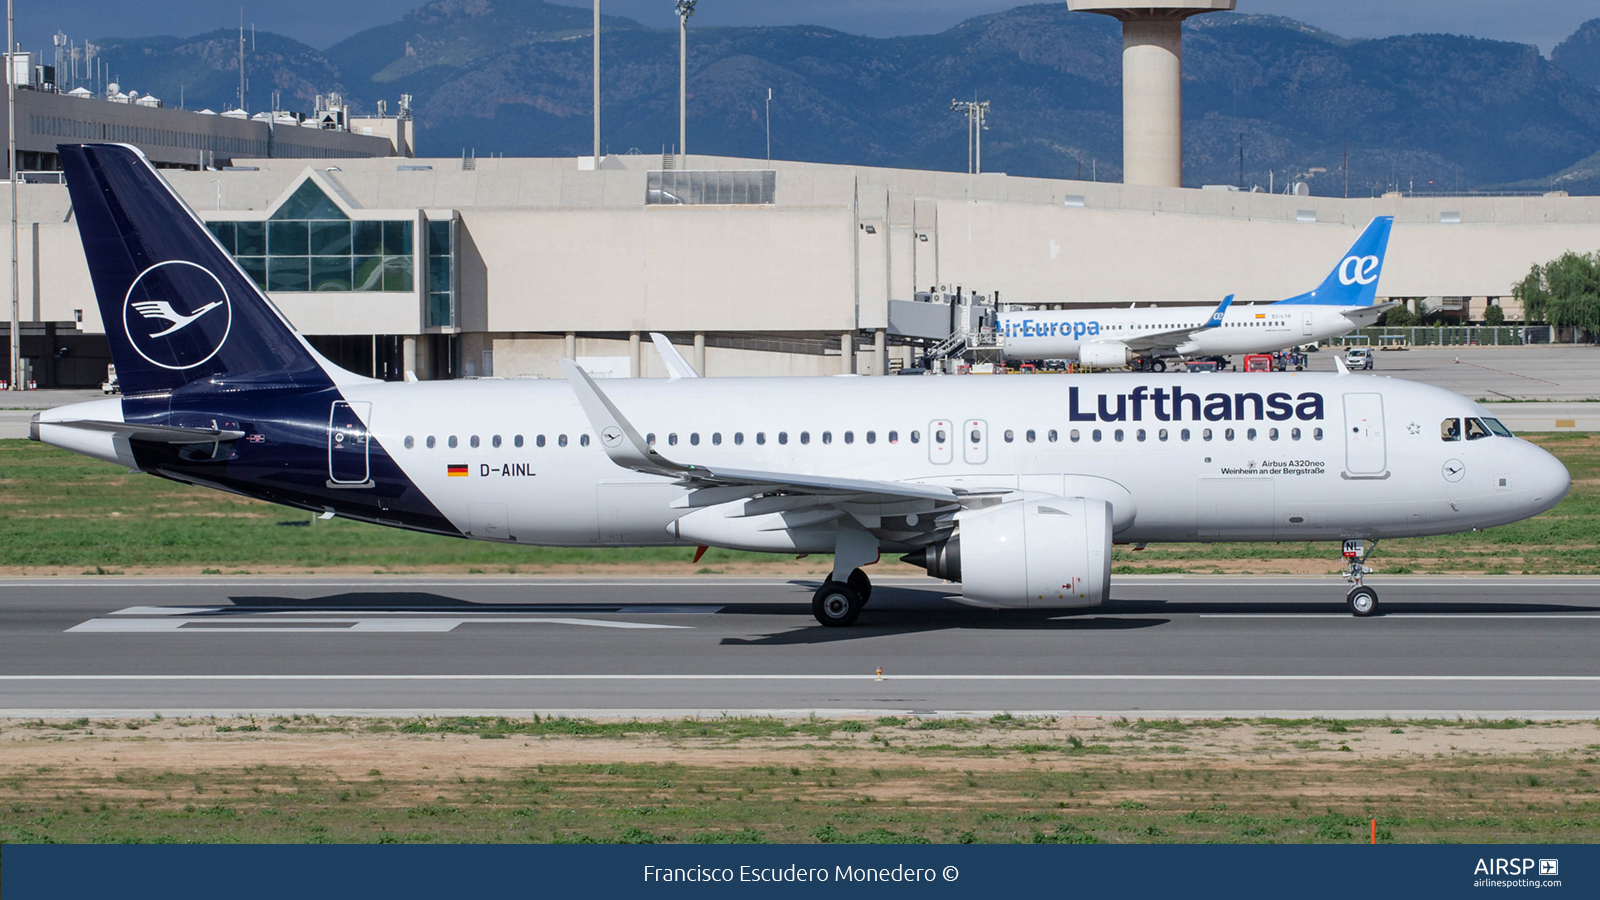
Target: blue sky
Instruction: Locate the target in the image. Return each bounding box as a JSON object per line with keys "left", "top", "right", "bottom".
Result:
{"left": 16, "top": 1, "right": 1599, "bottom": 58}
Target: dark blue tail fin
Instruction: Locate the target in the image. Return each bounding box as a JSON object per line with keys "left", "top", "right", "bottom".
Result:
{"left": 1274, "top": 216, "right": 1393, "bottom": 307}
{"left": 60, "top": 143, "right": 336, "bottom": 396}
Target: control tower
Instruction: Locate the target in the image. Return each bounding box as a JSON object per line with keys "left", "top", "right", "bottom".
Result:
{"left": 1067, "top": 0, "right": 1236, "bottom": 187}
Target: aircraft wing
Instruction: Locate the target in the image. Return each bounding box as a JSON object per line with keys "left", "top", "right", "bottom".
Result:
{"left": 35, "top": 418, "right": 246, "bottom": 444}
{"left": 649, "top": 333, "right": 700, "bottom": 380}
{"left": 560, "top": 360, "right": 961, "bottom": 508}
{"left": 1121, "top": 294, "right": 1233, "bottom": 354}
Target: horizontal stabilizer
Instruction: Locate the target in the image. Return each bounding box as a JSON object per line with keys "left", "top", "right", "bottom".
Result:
{"left": 38, "top": 418, "right": 245, "bottom": 444}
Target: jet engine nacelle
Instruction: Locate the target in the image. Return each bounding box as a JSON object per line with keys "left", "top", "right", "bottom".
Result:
{"left": 907, "top": 498, "right": 1111, "bottom": 609}
{"left": 1079, "top": 342, "right": 1132, "bottom": 369}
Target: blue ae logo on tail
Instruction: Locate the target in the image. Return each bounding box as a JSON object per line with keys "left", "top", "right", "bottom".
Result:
{"left": 121, "top": 260, "right": 233, "bottom": 370}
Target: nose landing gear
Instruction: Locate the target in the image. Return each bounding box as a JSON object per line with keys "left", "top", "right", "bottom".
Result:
{"left": 1342, "top": 539, "right": 1379, "bottom": 617}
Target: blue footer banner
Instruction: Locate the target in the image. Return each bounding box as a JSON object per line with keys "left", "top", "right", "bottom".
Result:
{"left": 1, "top": 844, "right": 1592, "bottom": 898}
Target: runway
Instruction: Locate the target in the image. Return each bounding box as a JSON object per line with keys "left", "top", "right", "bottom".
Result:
{"left": 3, "top": 575, "right": 1600, "bottom": 718}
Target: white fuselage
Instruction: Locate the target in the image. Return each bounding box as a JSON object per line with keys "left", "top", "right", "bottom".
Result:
{"left": 1000, "top": 303, "right": 1381, "bottom": 360}
{"left": 294, "top": 372, "right": 1564, "bottom": 548}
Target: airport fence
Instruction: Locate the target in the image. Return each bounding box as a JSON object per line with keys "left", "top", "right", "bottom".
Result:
{"left": 1331, "top": 326, "right": 1528, "bottom": 347}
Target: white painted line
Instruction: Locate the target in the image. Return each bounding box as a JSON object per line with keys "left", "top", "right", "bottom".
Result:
{"left": 1203, "top": 608, "right": 1600, "bottom": 614}
{"left": 2, "top": 673, "right": 1598, "bottom": 682}
{"left": 67, "top": 617, "right": 688, "bottom": 634}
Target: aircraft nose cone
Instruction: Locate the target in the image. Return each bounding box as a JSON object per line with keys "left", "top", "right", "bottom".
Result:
{"left": 1525, "top": 442, "right": 1570, "bottom": 513}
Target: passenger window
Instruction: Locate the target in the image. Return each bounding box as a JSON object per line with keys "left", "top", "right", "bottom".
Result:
{"left": 844, "top": 431, "right": 854, "bottom": 444}
{"left": 1441, "top": 418, "right": 1462, "bottom": 441}
{"left": 757, "top": 432, "right": 767, "bottom": 445}
{"left": 888, "top": 430, "right": 898, "bottom": 444}
{"left": 1203, "top": 428, "right": 1213, "bottom": 441}
{"left": 647, "top": 433, "right": 656, "bottom": 446}
{"left": 1180, "top": 428, "right": 1190, "bottom": 441}
{"left": 1115, "top": 429, "right": 1125, "bottom": 442}
{"left": 911, "top": 431, "right": 921, "bottom": 443}
{"left": 1269, "top": 428, "right": 1279, "bottom": 441}
{"left": 515, "top": 435, "right": 524, "bottom": 448}
{"left": 801, "top": 432, "right": 811, "bottom": 445}
{"left": 935, "top": 429, "right": 946, "bottom": 443}
{"left": 1158, "top": 429, "right": 1168, "bottom": 442}
{"left": 1246, "top": 428, "right": 1257, "bottom": 441}
{"left": 426, "top": 436, "right": 436, "bottom": 449}
{"left": 580, "top": 434, "right": 590, "bottom": 447}
{"left": 668, "top": 434, "right": 678, "bottom": 446}
{"left": 1048, "top": 429, "right": 1058, "bottom": 442}
{"left": 1135, "top": 429, "right": 1146, "bottom": 442}
{"left": 492, "top": 435, "right": 502, "bottom": 448}
{"left": 1070, "top": 429, "right": 1080, "bottom": 443}
{"left": 559, "top": 434, "right": 569, "bottom": 447}
{"left": 822, "top": 431, "right": 832, "bottom": 445}
{"left": 779, "top": 432, "right": 788, "bottom": 445}
{"left": 712, "top": 433, "right": 722, "bottom": 445}
{"left": 1313, "top": 428, "right": 1324, "bottom": 440}
{"left": 690, "top": 433, "right": 700, "bottom": 446}
{"left": 1225, "top": 428, "right": 1236, "bottom": 441}
{"left": 470, "top": 435, "right": 480, "bottom": 449}
{"left": 1291, "top": 428, "right": 1301, "bottom": 441}
{"left": 537, "top": 435, "right": 546, "bottom": 448}
{"left": 1004, "top": 430, "right": 1014, "bottom": 443}
{"left": 969, "top": 429, "right": 980, "bottom": 444}
{"left": 1025, "top": 430, "right": 1036, "bottom": 443}
{"left": 1466, "top": 418, "right": 1491, "bottom": 441}
{"left": 1092, "top": 429, "right": 1103, "bottom": 442}
{"left": 448, "top": 435, "right": 458, "bottom": 449}
{"left": 866, "top": 431, "right": 876, "bottom": 444}
{"left": 734, "top": 433, "right": 744, "bottom": 445}
{"left": 404, "top": 436, "right": 414, "bottom": 449}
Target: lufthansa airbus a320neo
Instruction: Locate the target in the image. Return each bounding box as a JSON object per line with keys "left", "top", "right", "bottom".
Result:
{"left": 33, "top": 145, "right": 1569, "bottom": 625}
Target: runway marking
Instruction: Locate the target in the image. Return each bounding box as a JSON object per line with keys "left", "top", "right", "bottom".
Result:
{"left": 4, "top": 674, "right": 1600, "bottom": 682}
{"left": 68, "top": 617, "right": 688, "bottom": 634}
{"left": 106, "top": 606, "right": 723, "bottom": 617}
{"left": 1196, "top": 608, "right": 1600, "bottom": 614}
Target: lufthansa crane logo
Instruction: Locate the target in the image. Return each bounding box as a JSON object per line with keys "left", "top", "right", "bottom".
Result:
{"left": 1338, "top": 255, "right": 1381, "bottom": 286}
{"left": 601, "top": 426, "right": 624, "bottom": 448}
{"left": 122, "top": 260, "right": 233, "bottom": 370}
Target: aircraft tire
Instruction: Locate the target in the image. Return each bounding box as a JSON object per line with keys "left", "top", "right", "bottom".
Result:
{"left": 813, "top": 581, "right": 865, "bottom": 627}
{"left": 847, "top": 568, "right": 873, "bottom": 603}
{"left": 1153, "top": 359, "right": 1167, "bottom": 373}
{"left": 1346, "top": 586, "right": 1379, "bottom": 617}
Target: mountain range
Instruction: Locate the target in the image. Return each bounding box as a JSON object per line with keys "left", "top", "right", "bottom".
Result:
{"left": 79, "top": 3, "right": 1600, "bottom": 195}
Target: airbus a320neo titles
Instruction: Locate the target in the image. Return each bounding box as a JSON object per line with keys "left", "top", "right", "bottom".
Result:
{"left": 33, "top": 145, "right": 1569, "bottom": 624}
{"left": 1000, "top": 216, "right": 1396, "bottom": 370}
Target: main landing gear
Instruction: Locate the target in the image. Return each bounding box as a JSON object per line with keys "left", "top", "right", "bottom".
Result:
{"left": 813, "top": 568, "right": 873, "bottom": 627}
{"left": 1132, "top": 357, "right": 1168, "bottom": 373}
{"left": 1341, "top": 539, "right": 1380, "bottom": 617}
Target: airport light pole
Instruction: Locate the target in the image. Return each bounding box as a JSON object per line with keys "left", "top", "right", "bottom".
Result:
{"left": 676, "top": 0, "right": 696, "bottom": 165}
{"left": 7, "top": 0, "right": 18, "bottom": 391}
{"left": 593, "top": 0, "right": 601, "bottom": 168}
{"left": 951, "top": 99, "right": 990, "bottom": 175}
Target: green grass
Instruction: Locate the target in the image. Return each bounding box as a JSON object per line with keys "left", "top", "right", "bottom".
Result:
{"left": 3, "top": 715, "right": 1600, "bottom": 844}
{"left": 2, "top": 433, "right": 1596, "bottom": 572}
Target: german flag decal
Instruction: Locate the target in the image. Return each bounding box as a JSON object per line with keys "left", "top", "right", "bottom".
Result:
{"left": 447, "top": 464, "right": 469, "bottom": 478}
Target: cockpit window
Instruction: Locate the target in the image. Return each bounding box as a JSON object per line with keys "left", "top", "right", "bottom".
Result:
{"left": 1484, "top": 418, "right": 1513, "bottom": 437}
{"left": 1440, "top": 418, "right": 1461, "bottom": 442}
{"left": 1465, "top": 418, "right": 1491, "bottom": 441}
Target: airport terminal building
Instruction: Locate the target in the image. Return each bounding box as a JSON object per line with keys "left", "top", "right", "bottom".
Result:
{"left": 6, "top": 149, "right": 1600, "bottom": 387}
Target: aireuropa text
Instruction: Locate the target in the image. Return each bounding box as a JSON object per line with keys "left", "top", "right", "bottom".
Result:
{"left": 642, "top": 865, "right": 943, "bottom": 883}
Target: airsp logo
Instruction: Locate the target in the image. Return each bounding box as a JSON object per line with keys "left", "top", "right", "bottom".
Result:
{"left": 122, "top": 260, "right": 232, "bottom": 370}
{"left": 601, "top": 426, "right": 624, "bottom": 448}
{"left": 1338, "top": 255, "right": 1381, "bottom": 286}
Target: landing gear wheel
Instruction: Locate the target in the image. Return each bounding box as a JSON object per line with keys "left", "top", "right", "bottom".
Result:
{"left": 813, "top": 581, "right": 865, "bottom": 627}
{"left": 1153, "top": 359, "right": 1167, "bottom": 373}
{"left": 847, "top": 568, "right": 873, "bottom": 603}
{"left": 1347, "top": 586, "right": 1379, "bottom": 617}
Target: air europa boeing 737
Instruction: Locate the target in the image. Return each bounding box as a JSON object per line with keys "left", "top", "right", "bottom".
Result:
{"left": 1000, "top": 217, "right": 1395, "bottom": 370}
{"left": 34, "top": 145, "right": 1568, "bottom": 625}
